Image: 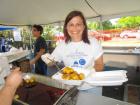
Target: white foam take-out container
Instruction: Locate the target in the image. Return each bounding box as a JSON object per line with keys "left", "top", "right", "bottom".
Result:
{"left": 85, "top": 70, "right": 128, "bottom": 86}
{"left": 52, "top": 67, "right": 92, "bottom": 86}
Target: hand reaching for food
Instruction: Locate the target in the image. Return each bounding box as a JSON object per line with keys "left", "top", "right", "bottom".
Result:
{"left": 5, "top": 68, "right": 22, "bottom": 89}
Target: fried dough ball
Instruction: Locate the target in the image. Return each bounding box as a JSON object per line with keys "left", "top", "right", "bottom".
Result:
{"left": 79, "top": 73, "right": 85, "bottom": 80}
{"left": 71, "top": 74, "right": 80, "bottom": 80}
{"left": 25, "top": 79, "right": 30, "bottom": 83}
{"left": 24, "top": 76, "right": 36, "bottom": 84}
{"left": 63, "top": 67, "right": 74, "bottom": 74}
{"left": 30, "top": 77, "right": 36, "bottom": 83}
{"left": 15, "top": 94, "right": 20, "bottom": 99}
{"left": 62, "top": 74, "right": 71, "bottom": 80}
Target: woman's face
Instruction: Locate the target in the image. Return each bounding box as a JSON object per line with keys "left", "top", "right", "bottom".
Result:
{"left": 67, "top": 16, "right": 85, "bottom": 42}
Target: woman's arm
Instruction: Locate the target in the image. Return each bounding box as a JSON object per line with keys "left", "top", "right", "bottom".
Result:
{"left": 94, "top": 55, "right": 104, "bottom": 72}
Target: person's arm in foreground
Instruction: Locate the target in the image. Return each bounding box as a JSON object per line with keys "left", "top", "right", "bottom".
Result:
{"left": 30, "top": 48, "right": 46, "bottom": 65}
{"left": 0, "top": 68, "right": 22, "bottom": 105}
{"left": 94, "top": 55, "right": 104, "bottom": 72}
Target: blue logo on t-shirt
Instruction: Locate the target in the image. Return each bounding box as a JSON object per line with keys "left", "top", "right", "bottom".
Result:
{"left": 74, "top": 61, "right": 78, "bottom": 65}
{"left": 72, "top": 61, "right": 79, "bottom": 67}
{"left": 79, "top": 59, "right": 86, "bottom": 65}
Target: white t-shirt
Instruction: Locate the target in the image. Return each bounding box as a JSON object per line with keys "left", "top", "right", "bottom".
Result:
{"left": 51, "top": 38, "right": 103, "bottom": 69}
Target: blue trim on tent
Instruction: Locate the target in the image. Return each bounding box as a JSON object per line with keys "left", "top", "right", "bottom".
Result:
{"left": 0, "top": 26, "right": 17, "bottom": 31}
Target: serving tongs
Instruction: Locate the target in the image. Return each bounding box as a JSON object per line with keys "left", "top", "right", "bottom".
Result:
{"left": 46, "top": 57, "right": 63, "bottom": 74}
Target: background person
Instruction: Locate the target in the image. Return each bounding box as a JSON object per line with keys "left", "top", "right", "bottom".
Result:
{"left": 1, "top": 35, "right": 6, "bottom": 52}
{"left": 30, "top": 25, "right": 48, "bottom": 75}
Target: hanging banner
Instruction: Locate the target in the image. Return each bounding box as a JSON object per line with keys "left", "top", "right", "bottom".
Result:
{"left": 13, "top": 28, "right": 22, "bottom": 41}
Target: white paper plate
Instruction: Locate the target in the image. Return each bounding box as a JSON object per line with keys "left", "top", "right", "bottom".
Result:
{"left": 52, "top": 67, "right": 92, "bottom": 86}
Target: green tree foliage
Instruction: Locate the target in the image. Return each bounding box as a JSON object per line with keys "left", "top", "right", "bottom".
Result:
{"left": 42, "top": 24, "right": 63, "bottom": 41}
{"left": 102, "top": 21, "right": 114, "bottom": 30}
{"left": 117, "top": 16, "right": 140, "bottom": 28}
{"left": 87, "top": 16, "right": 140, "bottom": 30}
{"left": 42, "top": 25, "right": 55, "bottom": 40}
{"left": 87, "top": 21, "right": 99, "bottom": 30}
{"left": 87, "top": 20, "right": 114, "bottom": 30}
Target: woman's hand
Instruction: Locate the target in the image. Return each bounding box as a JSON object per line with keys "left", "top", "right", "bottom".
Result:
{"left": 41, "top": 53, "right": 54, "bottom": 66}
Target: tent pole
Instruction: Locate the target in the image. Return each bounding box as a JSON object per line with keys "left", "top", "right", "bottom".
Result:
{"left": 59, "top": 22, "right": 62, "bottom": 41}
{"left": 99, "top": 15, "right": 103, "bottom": 43}
{"left": 29, "top": 25, "right": 32, "bottom": 50}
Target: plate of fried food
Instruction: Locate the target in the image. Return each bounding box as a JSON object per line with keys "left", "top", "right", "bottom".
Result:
{"left": 22, "top": 74, "right": 37, "bottom": 88}
{"left": 52, "top": 67, "right": 92, "bottom": 86}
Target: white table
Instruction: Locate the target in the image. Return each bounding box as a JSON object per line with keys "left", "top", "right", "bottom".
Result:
{"left": 0, "top": 50, "right": 30, "bottom": 63}
{"left": 76, "top": 91, "right": 135, "bottom": 105}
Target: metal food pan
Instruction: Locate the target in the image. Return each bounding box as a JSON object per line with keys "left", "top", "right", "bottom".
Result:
{"left": 13, "top": 73, "right": 78, "bottom": 105}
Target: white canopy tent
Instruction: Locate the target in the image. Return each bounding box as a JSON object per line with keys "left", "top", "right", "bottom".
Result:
{"left": 0, "top": 0, "right": 140, "bottom": 25}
